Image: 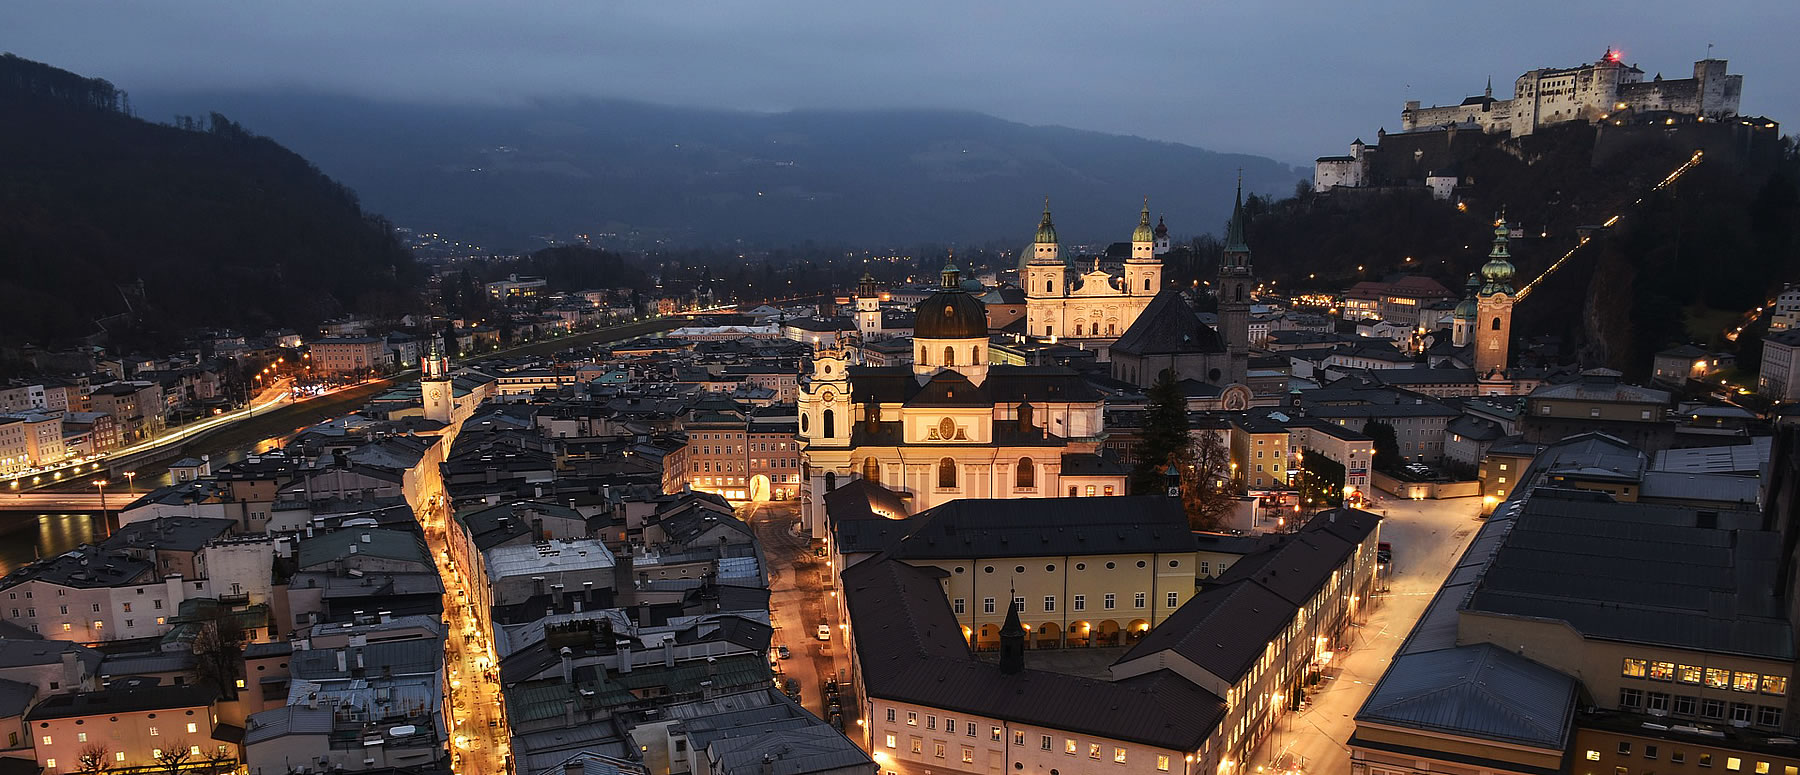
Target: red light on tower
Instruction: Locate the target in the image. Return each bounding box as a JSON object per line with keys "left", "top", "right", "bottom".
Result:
{"left": 1607, "top": 49, "right": 1622, "bottom": 62}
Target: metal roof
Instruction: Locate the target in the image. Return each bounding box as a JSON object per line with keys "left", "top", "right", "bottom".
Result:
{"left": 1466, "top": 493, "right": 1791, "bottom": 660}
{"left": 486, "top": 539, "right": 617, "bottom": 579}
{"left": 1358, "top": 643, "right": 1576, "bottom": 749}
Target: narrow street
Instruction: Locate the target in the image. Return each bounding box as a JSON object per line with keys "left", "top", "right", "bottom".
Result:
{"left": 419, "top": 488, "right": 514, "bottom": 775}
{"left": 744, "top": 501, "right": 851, "bottom": 724}
{"left": 1247, "top": 496, "right": 1486, "bottom": 775}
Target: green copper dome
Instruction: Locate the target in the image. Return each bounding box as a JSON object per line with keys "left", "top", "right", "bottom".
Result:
{"left": 1454, "top": 296, "right": 1478, "bottom": 320}
{"left": 1479, "top": 217, "right": 1516, "bottom": 295}
{"left": 1035, "top": 198, "right": 1059, "bottom": 245}
{"left": 1132, "top": 200, "right": 1155, "bottom": 243}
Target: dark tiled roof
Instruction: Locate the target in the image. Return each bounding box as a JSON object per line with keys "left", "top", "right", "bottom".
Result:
{"left": 842, "top": 558, "right": 1225, "bottom": 751}
{"left": 821, "top": 479, "right": 911, "bottom": 523}
{"left": 890, "top": 496, "right": 1190, "bottom": 560}
{"left": 1111, "top": 290, "right": 1224, "bottom": 357}
{"left": 28, "top": 684, "right": 214, "bottom": 719}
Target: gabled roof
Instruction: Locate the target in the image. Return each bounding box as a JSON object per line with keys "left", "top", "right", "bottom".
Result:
{"left": 1110, "top": 290, "right": 1224, "bottom": 357}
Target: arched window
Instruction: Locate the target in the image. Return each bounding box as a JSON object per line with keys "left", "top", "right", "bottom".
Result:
{"left": 823, "top": 409, "right": 835, "bottom": 438}
{"left": 971, "top": 346, "right": 981, "bottom": 364}
{"left": 1143, "top": 277, "right": 1151, "bottom": 291}
{"left": 1068, "top": 485, "right": 1078, "bottom": 497}
{"left": 824, "top": 472, "right": 836, "bottom": 491}
{"left": 938, "top": 458, "right": 957, "bottom": 489}
{"left": 800, "top": 414, "right": 809, "bottom": 433}
{"left": 1075, "top": 323, "right": 1084, "bottom": 336}
{"left": 1235, "top": 285, "right": 1245, "bottom": 302}
{"left": 1491, "top": 317, "right": 1502, "bottom": 330}
{"left": 1017, "top": 457, "right": 1035, "bottom": 489}
{"left": 863, "top": 457, "right": 880, "bottom": 483}
{"left": 919, "top": 347, "right": 929, "bottom": 365}
{"left": 1045, "top": 280, "right": 1054, "bottom": 293}
{"left": 943, "top": 346, "right": 955, "bottom": 366}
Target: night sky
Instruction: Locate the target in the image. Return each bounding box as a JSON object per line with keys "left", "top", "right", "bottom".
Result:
{"left": 10, "top": 1, "right": 1794, "bottom": 163}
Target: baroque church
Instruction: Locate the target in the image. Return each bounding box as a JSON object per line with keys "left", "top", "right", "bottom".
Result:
{"left": 796, "top": 260, "right": 1128, "bottom": 533}
{"left": 795, "top": 191, "right": 1261, "bottom": 530}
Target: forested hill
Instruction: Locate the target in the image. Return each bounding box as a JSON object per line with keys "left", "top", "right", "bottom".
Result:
{"left": 0, "top": 54, "right": 418, "bottom": 348}
{"left": 1235, "top": 123, "right": 1800, "bottom": 378}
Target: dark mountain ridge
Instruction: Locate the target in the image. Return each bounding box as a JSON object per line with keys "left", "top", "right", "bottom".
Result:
{"left": 0, "top": 54, "right": 418, "bottom": 348}
{"left": 134, "top": 92, "right": 1306, "bottom": 250}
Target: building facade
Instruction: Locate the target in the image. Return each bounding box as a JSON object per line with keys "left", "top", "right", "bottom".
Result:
{"left": 1022, "top": 202, "right": 1163, "bottom": 348}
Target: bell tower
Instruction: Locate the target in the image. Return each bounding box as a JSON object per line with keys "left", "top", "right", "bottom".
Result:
{"left": 1025, "top": 199, "right": 1065, "bottom": 339}
{"left": 1218, "top": 180, "right": 1255, "bottom": 385}
{"left": 1125, "top": 199, "right": 1162, "bottom": 296}
{"left": 421, "top": 335, "right": 453, "bottom": 424}
{"left": 1475, "top": 216, "right": 1518, "bottom": 381}
{"left": 797, "top": 345, "right": 851, "bottom": 450}
{"left": 855, "top": 271, "right": 882, "bottom": 337}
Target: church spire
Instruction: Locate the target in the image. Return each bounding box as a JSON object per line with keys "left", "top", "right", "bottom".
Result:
{"left": 1224, "top": 174, "right": 1251, "bottom": 255}
{"left": 1132, "top": 197, "right": 1155, "bottom": 244}
{"left": 998, "top": 593, "right": 1025, "bottom": 674}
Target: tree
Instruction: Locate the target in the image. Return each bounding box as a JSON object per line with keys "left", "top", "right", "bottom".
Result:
{"left": 153, "top": 742, "right": 192, "bottom": 775}
{"left": 1131, "top": 372, "right": 1191, "bottom": 495}
{"left": 191, "top": 605, "right": 245, "bottom": 698}
{"left": 76, "top": 744, "right": 112, "bottom": 775}
{"left": 1178, "top": 428, "right": 1239, "bottom": 532}
{"left": 199, "top": 746, "right": 235, "bottom": 775}
{"left": 1297, "top": 448, "right": 1347, "bottom": 510}
{"left": 1363, "top": 421, "right": 1402, "bottom": 473}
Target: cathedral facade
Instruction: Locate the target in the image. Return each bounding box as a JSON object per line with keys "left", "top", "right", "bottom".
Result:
{"left": 797, "top": 263, "right": 1126, "bottom": 534}
{"left": 1022, "top": 202, "right": 1164, "bottom": 350}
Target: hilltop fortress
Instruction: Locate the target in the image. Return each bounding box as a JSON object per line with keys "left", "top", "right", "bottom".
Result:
{"left": 1315, "top": 48, "right": 1775, "bottom": 196}
{"left": 1403, "top": 49, "right": 1741, "bottom": 137}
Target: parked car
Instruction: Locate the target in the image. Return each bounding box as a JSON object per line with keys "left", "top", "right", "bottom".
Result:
{"left": 818, "top": 624, "right": 832, "bottom": 641}
{"left": 1377, "top": 541, "right": 1393, "bottom": 570}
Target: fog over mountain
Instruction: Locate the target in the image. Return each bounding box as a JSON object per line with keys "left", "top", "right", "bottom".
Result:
{"left": 137, "top": 92, "right": 1305, "bottom": 250}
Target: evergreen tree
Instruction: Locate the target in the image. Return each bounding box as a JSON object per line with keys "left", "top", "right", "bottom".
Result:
{"left": 1131, "top": 372, "right": 1190, "bottom": 495}
{"left": 1363, "top": 420, "right": 1402, "bottom": 473}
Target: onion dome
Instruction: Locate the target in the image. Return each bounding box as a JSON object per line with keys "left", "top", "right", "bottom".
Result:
{"left": 914, "top": 261, "right": 989, "bottom": 339}
{"left": 1454, "top": 274, "right": 1479, "bottom": 320}
{"left": 1153, "top": 215, "right": 1169, "bottom": 239}
{"left": 1035, "top": 198, "right": 1058, "bottom": 245}
{"left": 1132, "top": 199, "right": 1155, "bottom": 243}
{"left": 1479, "top": 216, "right": 1516, "bottom": 294}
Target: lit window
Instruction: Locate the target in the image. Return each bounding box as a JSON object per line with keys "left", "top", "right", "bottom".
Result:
{"left": 1089, "top": 744, "right": 1102, "bottom": 759}
{"left": 1158, "top": 755, "right": 1171, "bottom": 772}
{"left": 41, "top": 736, "right": 51, "bottom": 746}
{"left": 1622, "top": 658, "right": 1647, "bottom": 678}
{"left": 884, "top": 735, "right": 896, "bottom": 749}
{"left": 1587, "top": 751, "right": 1602, "bottom": 761}
{"left": 186, "top": 723, "right": 197, "bottom": 734}
{"left": 1115, "top": 748, "right": 1128, "bottom": 764}
{"left": 1066, "top": 739, "right": 1077, "bottom": 755}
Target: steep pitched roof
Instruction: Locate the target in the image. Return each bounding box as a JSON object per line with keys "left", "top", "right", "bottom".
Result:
{"left": 1111, "top": 290, "right": 1225, "bottom": 357}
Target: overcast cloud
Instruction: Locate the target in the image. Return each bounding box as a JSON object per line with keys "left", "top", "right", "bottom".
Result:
{"left": 7, "top": 1, "right": 1795, "bottom": 162}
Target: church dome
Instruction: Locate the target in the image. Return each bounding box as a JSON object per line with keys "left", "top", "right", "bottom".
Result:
{"left": 914, "top": 263, "right": 989, "bottom": 340}
{"left": 1153, "top": 215, "right": 1168, "bottom": 238}
{"left": 1454, "top": 296, "right": 1478, "bottom": 320}
{"left": 1132, "top": 201, "right": 1155, "bottom": 243}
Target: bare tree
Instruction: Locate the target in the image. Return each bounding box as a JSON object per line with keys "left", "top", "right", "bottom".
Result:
{"left": 199, "top": 745, "right": 235, "bottom": 775}
{"left": 1179, "top": 428, "right": 1239, "bottom": 532}
{"left": 154, "top": 741, "right": 192, "bottom": 775}
{"left": 191, "top": 606, "right": 245, "bottom": 698}
{"left": 76, "top": 743, "right": 112, "bottom": 775}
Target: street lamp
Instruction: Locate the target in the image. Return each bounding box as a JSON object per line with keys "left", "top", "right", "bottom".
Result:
{"left": 94, "top": 479, "right": 108, "bottom": 522}
{"left": 123, "top": 471, "right": 137, "bottom": 496}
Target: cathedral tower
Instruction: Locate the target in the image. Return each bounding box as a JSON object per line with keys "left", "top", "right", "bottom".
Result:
{"left": 1024, "top": 200, "right": 1066, "bottom": 339}
{"left": 1218, "top": 182, "right": 1256, "bottom": 385}
{"left": 1475, "top": 216, "right": 1517, "bottom": 379}
{"left": 855, "top": 271, "right": 882, "bottom": 337}
{"left": 1152, "top": 215, "right": 1171, "bottom": 256}
{"left": 1125, "top": 199, "right": 1163, "bottom": 296}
